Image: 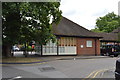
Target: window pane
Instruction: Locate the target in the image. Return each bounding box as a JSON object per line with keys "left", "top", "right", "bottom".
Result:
{"left": 87, "top": 41, "right": 92, "bottom": 47}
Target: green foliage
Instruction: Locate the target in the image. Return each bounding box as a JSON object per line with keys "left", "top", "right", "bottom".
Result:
{"left": 91, "top": 28, "right": 104, "bottom": 32}
{"left": 2, "top": 3, "right": 21, "bottom": 45}
{"left": 96, "top": 12, "right": 120, "bottom": 33}
{"left": 2, "top": 2, "right": 62, "bottom": 46}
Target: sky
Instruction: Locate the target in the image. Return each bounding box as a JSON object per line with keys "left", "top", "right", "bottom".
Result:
{"left": 59, "top": 0, "right": 120, "bottom": 30}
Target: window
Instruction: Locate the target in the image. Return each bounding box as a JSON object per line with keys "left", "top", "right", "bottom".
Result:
{"left": 86, "top": 41, "right": 92, "bottom": 47}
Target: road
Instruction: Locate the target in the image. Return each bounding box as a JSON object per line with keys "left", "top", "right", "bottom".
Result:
{"left": 47, "top": 57, "right": 117, "bottom": 78}
{"left": 2, "top": 57, "right": 118, "bottom": 79}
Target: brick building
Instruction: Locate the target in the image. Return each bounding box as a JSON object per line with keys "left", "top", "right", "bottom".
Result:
{"left": 36, "top": 17, "right": 102, "bottom": 56}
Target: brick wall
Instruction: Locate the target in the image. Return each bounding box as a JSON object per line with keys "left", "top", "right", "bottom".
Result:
{"left": 76, "top": 38, "right": 100, "bottom": 56}
{"left": 96, "top": 39, "right": 100, "bottom": 55}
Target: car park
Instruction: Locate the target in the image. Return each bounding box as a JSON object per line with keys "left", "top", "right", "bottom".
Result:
{"left": 115, "top": 59, "right": 120, "bottom": 80}
{"left": 100, "top": 44, "right": 120, "bottom": 57}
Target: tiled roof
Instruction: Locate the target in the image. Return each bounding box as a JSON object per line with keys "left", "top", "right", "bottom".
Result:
{"left": 97, "top": 27, "right": 120, "bottom": 42}
{"left": 52, "top": 17, "right": 101, "bottom": 38}
{"left": 96, "top": 32, "right": 118, "bottom": 42}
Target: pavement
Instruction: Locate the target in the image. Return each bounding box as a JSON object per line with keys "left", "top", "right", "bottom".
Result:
{"left": 1, "top": 51, "right": 111, "bottom": 65}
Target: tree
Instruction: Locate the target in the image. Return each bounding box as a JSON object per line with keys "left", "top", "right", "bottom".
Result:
{"left": 91, "top": 28, "right": 103, "bottom": 33}
{"left": 2, "top": 3, "right": 22, "bottom": 57}
{"left": 95, "top": 12, "right": 120, "bottom": 33}
{"left": 2, "top": 2, "right": 62, "bottom": 57}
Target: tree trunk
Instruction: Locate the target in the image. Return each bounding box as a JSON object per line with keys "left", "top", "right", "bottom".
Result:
{"left": 2, "top": 44, "right": 12, "bottom": 57}
{"left": 23, "top": 43, "right": 28, "bottom": 57}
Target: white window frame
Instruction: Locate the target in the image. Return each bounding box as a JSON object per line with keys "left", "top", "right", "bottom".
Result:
{"left": 86, "top": 40, "right": 92, "bottom": 47}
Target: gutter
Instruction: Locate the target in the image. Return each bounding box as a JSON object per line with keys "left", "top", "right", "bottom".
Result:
{"left": 54, "top": 34, "right": 102, "bottom": 38}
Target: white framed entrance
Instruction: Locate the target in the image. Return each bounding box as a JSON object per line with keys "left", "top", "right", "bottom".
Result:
{"left": 42, "top": 41, "right": 57, "bottom": 55}
{"left": 59, "top": 46, "right": 76, "bottom": 55}
{"left": 35, "top": 37, "right": 77, "bottom": 56}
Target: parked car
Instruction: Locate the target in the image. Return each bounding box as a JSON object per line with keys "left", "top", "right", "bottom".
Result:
{"left": 100, "top": 44, "right": 120, "bottom": 57}
{"left": 12, "top": 46, "right": 20, "bottom": 51}
{"left": 115, "top": 59, "right": 120, "bottom": 80}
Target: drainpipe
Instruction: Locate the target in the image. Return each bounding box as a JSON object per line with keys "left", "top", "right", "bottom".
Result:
{"left": 95, "top": 39, "right": 97, "bottom": 56}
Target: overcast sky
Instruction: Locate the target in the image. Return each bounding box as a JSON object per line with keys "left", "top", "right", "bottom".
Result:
{"left": 59, "top": 0, "right": 120, "bottom": 30}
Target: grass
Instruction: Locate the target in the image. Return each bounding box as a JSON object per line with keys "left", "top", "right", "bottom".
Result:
{"left": 2, "top": 57, "right": 42, "bottom": 63}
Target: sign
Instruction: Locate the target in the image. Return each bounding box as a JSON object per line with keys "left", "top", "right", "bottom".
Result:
{"left": 80, "top": 45, "right": 84, "bottom": 48}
